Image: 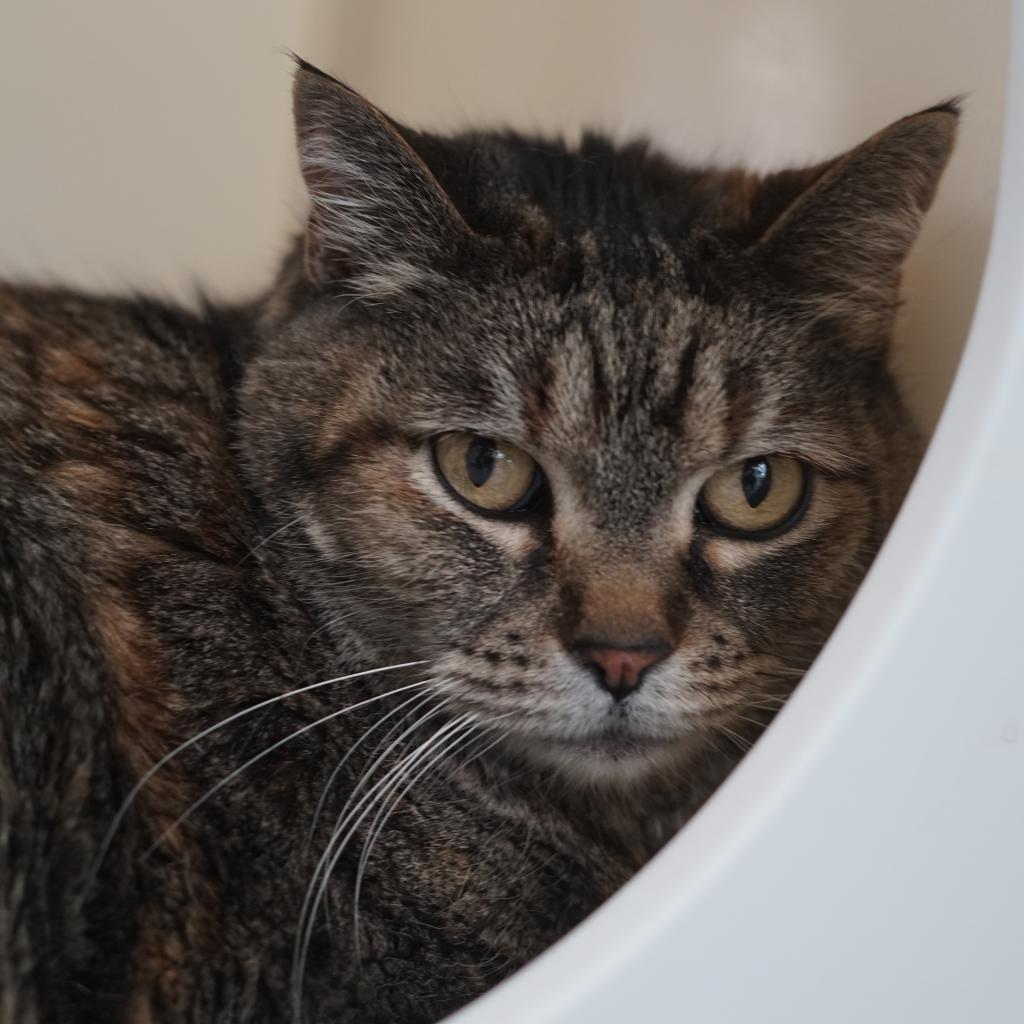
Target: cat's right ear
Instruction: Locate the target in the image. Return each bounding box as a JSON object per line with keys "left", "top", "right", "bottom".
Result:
{"left": 292, "top": 59, "right": 475, "bottom": 297}
{"left": 748, "top": 103, "right": 958, "bottom": 330}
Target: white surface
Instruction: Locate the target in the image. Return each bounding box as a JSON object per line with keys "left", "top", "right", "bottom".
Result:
{"left": 0, "top": 0, "right": 308, "bottom": 300}
{"left": 447, "top": 7, "right": 1024, "bottom": 1024}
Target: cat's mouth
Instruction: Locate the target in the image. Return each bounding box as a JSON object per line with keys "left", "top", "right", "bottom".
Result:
{"left": 512, "top": 718, "right": 706, "bottom": 783}
{"left": 563, "top": 726, "right": 679, "bottom": 754}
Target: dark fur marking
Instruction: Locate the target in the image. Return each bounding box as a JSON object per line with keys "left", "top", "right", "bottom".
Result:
{"left": 115, "top": 428, "right": 186, "bottom": 459}
{"left": 588, "top": 336, "right": 611, "bottom": 419}
{"left": 525, "top": 349, "right": 553, "bottom": 442}
{"left": 723, "top": 357, "right": 758, "bottom": 448}
{"left": 549, "top": 242, "right": 586, "bottom": 297}
{"left": 662, "top": 583, "right": 692, "bottom": 646}
{"left": 314, "top": 420, "right": 402, "bottom": 483}
{"left": 524, "top": 542, "right": 552, "bottom": 575}
{"left": 655, "top": 327, "right": 700, "bottom": 428}
{"left": 681, "top": 540, "right": 716, "bottom": 600}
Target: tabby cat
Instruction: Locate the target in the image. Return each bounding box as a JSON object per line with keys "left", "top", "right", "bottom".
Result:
{"left": 0, "top": 58, "right": 956, "bottom": 1023}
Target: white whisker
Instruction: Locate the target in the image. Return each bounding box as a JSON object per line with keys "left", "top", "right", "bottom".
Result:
{"left": 453, "top": 717, "right": 514, "bottom": 772}
{"left": 237, "top": 515, "right": 302, "bottom": 564}
{"left": 305, "top": 686, "right": 438, "bottom": 853}
{"left": 90, "top": 660, "right": 426, "bottom": 879}
{"left": 291, "top": 711, "right": 474, "bottom": 1023}
{"left": 717, "top": 723, "right": 753, "bottom": 752}
{"left": 350, "top": 716, "right": 487, "bottom": 959}
{"left": 329, "top": 696, "right": 456, "bottom": 842}
{"left": 142, "top": 678, "right": 437, "bottom": 859}
{"left": 296, "top": 696, "right": 456, "bottom": 942}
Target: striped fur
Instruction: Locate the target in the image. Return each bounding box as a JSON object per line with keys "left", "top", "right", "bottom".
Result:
{"left": 0, "top": 61, "right": 956, "bottom": 1023}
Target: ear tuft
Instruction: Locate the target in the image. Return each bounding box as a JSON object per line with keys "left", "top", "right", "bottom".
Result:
{"left": 292, "top": 59, "right": 474, "bottom": 298}
{"left": 289, "top": 52, "right": 340, "bottom": 84}
{"left": 921, "top": 96, "right": 964, "bottom": 118}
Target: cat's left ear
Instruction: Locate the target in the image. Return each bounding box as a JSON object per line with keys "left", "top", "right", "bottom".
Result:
{"left": 292, "top": 59, "right": 476, "bottom": 296}
{"left": 751, "top": 102, "right": 958, "bottom": 325}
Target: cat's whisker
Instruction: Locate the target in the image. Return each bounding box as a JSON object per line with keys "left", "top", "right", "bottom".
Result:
{"left": 745, "top": 674, "right": 805, "bottom": 697}
{"left": 329, "top": 695, "right": 457, "bottom": 840}
{"left": 699, "top": 729, "right": 735, "bottom": 765}
{"left": 453, "top": 716, "right": 515, "bottom": 772}
{"left": 717, "top": 723, "right": 754, "bottom": 753}
{"left": 749, "top": 685, "right": 795, "bottom": 698}
{"left": 350, "top": 716, "right": 491, "bottom": 960}
{"left": 351, "top": 713, "right": 513, "bottom": 902}
{"left": 142, "top": 677, "right": 439, "bottom": 861}
{"left": 295, "top": 696, "right": 457, "bottom": 964}
{"left": 305, "top": 685, "right": 438, "bottom": 853}
{"left": 90, "top": 660, "right": 426, "bottom": 878}
{"left": 730, "top": 712, "right": 773, "bottom": 731}
{"left": 744, "top": 699, "right": 790, "bottom": 713}
{"left": 292, "top": 712, "right": 477, "bottom": 1022}
{"left": 237, "top": 514, "right": 303, "bottom": 564}
{"left": 324, "top": 575, "right": 395, "bottom": 592}
{"left": 299, "top": 610, "right": 361, "bottom": 657}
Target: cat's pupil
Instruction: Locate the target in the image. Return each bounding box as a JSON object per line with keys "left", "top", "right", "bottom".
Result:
{"left": 466, "top": 437, "right": 496, "bottom": 488}
{"left": 742, "top": 458, "right": 772, "bottom": 508}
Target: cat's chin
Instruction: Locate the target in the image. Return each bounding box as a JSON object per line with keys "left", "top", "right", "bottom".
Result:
{"left": 511, "top": 727, "right": 706, "bottom": 791}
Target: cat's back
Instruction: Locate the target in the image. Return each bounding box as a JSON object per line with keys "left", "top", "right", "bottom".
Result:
{"left": 0, "top": 284, "right": 249, "bottom": 1022}
{"left": 0, "top": 282, "right": 238, "bottom": 461}
{"left": 0, "top": 282, "right": 248, "bottom": 575}
{"left": 0, "top": 283, "right": 248, "bottom": 652}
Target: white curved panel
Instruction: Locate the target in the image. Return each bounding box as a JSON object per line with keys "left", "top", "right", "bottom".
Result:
{"left": 448, "top": 6, "right": 1024, "bottom": 1024}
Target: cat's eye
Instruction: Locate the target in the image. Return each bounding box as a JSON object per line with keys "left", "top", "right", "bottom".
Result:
{"left": 433, "top": 433, "right": 543, "bottom": 515}
{"left": 698, "top": 455, "right": 809, "bottom": 538}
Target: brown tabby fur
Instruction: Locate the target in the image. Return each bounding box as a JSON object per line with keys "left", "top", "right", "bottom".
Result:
{"left": 0, "top": 59, "right": 956, "bottom": 1023}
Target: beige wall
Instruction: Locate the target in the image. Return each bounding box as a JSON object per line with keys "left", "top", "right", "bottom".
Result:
{"left": 0, "top": 1, "right": 308, "bottom": 300}
{"left": 0, "top": 1, "right": 1008, "bottom": 430}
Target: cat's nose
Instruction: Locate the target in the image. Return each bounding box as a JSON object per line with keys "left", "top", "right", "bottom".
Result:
{"left": 575, "top": 641, "right": 671, "bottom": 699}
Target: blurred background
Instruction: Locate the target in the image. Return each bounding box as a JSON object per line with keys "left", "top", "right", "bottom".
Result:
{"left": 0, "top": 0, "right": 1008, "bottom": 432}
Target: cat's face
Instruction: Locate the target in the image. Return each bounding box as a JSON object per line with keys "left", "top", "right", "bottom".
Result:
{"left": 242, "top": 63, "right": 953, "bottom": 788}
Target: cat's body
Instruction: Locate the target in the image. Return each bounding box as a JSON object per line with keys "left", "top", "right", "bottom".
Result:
{"left": 0, "top": 62, "right": 954, "bottom": 1023}
{"left": 0, "top": 285, "right": 679, "bottom": 1023}
{"left": 0, "top": 285, "right": 659, "bottom": 1023}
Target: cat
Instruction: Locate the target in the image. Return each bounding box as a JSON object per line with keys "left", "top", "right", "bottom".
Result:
{"left": 0, "top": 56, "right": 956, "bottom": 1024}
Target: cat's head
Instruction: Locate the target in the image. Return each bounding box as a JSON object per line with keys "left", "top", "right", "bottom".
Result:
{"left": 241, "top": 61, "right": 955, "bottom": 788}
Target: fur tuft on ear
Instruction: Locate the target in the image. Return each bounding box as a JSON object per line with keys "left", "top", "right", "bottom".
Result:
{"left": 292, "top": 59, "right": 475, "bottom": 298}
{"left": 753, "top": 103, "right": 959, "bottom": 324}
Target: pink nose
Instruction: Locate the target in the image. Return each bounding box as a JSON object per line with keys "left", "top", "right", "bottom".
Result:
{"left": 577, "top": 644, "right": 669, "bottom": 698}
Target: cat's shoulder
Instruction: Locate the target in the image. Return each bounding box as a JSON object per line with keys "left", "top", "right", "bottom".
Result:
{"left": 0, "top": 282, "right": 235, "bottom": 434}
{"left": 0, "top": 280, "right": 252, "bottom": 607}
{"left": 0, "top": 283, "right": 239, "bottom": 502}
{"left": 0, "top": 283, "right": 254, "bottom": 1023}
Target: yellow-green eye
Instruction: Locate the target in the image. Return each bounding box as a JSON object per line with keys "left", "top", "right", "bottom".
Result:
{"left": 698, "top": 455, "right": 808, "bottom": 537}
{"left": 433, "top": 433, "right": 542, "bottom": 514}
